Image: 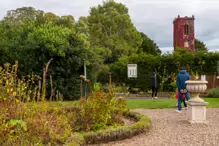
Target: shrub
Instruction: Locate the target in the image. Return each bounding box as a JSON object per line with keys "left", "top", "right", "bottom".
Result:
{"left": 0, "top": 62, "right": 40, "bottom": 103}
{"left": 0, "top": 101, "right": 73, "bottom": 145}
{"left": 94, "top": 83, "right": 103, "bottom": 91}
{"left": 113, "top": 84, "right": 129, "bottom": 93}
{"left": 75, "top": 91, "right": 128, "bottom": 132}
{"left": 0, "top": 63, "right": 72, "bottom": 145}
{"left": 0, "top": 62, "right": 130, "bottom": 145}
{"left": 208, "top": 88, "right": 219, "bottom": 98}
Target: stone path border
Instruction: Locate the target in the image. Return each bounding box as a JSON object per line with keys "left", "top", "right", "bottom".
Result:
{"left": 91, "top": 108, "right": 219, "bottom": 146}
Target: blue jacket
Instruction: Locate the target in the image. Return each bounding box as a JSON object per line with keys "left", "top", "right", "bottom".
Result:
{"left": 176, "top": 71, "right": 190, "bottom": 90}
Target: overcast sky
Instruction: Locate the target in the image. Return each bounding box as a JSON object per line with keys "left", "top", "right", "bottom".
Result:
{"left": 0, "top": 0, "right": 219, "bottom": 53}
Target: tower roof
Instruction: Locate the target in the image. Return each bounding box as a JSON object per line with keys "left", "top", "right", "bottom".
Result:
{"left": 173, "top": 15, "right": 195, "bottom": 23}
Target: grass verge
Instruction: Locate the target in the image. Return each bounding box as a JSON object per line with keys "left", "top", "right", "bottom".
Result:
{"left": 126, "top": 98, "right": 219, "bottom": 109}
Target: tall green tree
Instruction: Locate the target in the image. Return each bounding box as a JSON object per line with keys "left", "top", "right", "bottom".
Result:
{"left": 195, "top": 39, "right": 208, "bottom": 52}
{"left": 76, "top": 16, "right": 89, "bottom": 36}
{"left": 88, "top": 0, "right": 142, "bottom": 63}
{"left": 0, "top": 7, "right": 87, "bottom": 100}
{"left": 3, "top": 7, "right": 44, "bottom": 23}
{"left": 138, "top": 32, "right": 161, "bottom": 55}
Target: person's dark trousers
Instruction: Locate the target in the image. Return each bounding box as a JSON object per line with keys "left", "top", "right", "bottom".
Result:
{"left": 178, "top": 91, "right": 187, "bottom": 111}
{"left": 152, "top": 86, "right": 158, "bottom": 97}
{"left": 182, "top": 98, "right": 187, "bottom": 107}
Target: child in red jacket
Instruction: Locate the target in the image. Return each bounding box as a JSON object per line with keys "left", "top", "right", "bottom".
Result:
{"left": 175, "top": 92, "right": 188, "bottom": 110}
{"left": 175, "top": 92, "right": 186, "bottom": 100}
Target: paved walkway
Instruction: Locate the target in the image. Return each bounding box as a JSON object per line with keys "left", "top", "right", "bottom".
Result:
{"left": 92, "top": 108, "right": 219, "bottom": 146}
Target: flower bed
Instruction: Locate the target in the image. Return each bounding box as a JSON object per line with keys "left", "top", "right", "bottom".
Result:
{"left": 65, "top": 111, "right": 152, "bottom": 145}
{"left": 0, "top": 63, "right": 151, "bottom": 145}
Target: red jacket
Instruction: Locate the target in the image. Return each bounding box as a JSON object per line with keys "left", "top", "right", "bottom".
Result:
{"left": 175, "top": 92, "right": 186, "bottom": 100}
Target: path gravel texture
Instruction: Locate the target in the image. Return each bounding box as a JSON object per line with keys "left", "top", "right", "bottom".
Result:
{"left": 90, "top": 108, "right": 219, "bottom": 146}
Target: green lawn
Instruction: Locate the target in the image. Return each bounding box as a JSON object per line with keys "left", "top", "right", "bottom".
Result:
{"left": 55, "top": 98, "right": 219, "bottom": 110}
{"left": 126, "top": 98, "right": 219, "bottom": 109}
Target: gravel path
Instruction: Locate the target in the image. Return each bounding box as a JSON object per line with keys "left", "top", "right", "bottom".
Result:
{"left": 91, "top": 108, "right": 219, "bottom": 146}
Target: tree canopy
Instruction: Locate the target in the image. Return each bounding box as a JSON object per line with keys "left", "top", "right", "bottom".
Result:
{"left": 88, "top": 0, "right": 143, "bottom": 63}
{"left": 138, "top": 32, "right": 161, "bottom": 55}
{"left": 0, "top": 1, "right": 216, "bottom": 100}
{"left": 0, "top": 7, "right": 87, "bottom": 100}
{"left": 195, "top": 39, "right": 208, "bottom": 52}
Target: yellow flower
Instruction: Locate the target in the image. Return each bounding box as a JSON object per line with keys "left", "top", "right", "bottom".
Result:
{"left": 7, "top": 89, "right": 10, "bottom": 93}
{"left": 13, "top": 92, "right": 17, "bottom": 96}
{"left": 16, "top": 99, "right": 20, "bottom": 103}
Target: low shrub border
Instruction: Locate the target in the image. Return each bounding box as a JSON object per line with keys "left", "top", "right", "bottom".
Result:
{"left": 65, "top": 111, "right": 152, "bottom": 146}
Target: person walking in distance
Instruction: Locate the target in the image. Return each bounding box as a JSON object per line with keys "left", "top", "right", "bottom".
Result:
{"left": 152, "top": 72, "right": 159, "bottom": 99}
{"left": 176, "top": 67, "right": 190, "bottom": 113}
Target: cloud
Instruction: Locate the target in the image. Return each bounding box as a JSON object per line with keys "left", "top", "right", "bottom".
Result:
{"left": 0, "top": 0, "right": 219, "bottom": 52}
{"left": 160, "top": 47, "right": 174, "bottom": 54}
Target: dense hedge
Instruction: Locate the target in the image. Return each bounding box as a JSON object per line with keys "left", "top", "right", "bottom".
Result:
{"left": 110, "top": 50, "right": 219, "bottom": 92}
{"left": 208, "top": 88, "right": 219, "bottom": 98}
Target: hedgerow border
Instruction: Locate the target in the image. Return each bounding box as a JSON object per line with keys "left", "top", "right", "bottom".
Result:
{"left": 65, "top": 111, "right": 152, "bottom": 146}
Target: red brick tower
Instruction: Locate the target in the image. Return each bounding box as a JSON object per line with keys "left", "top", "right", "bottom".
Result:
{"left": 173, "top": 15, "right": 195, "bottom": 51}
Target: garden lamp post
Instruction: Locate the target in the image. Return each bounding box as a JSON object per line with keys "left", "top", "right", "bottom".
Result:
{"left": 84, "top": 58, "right": 86, "bottom": 78}
{"left": 80, "top": 75, "right": 86, "bottom": 97}
{"left": 85, "top": 79, "right": 90, "bottom": 100}
{"left": 79, "top": 58, "right": 88, "bottom": 99}
{"left": 79, "top": 75, "right": 89, "bottom": 100}
{"left": 84, "top": 58, "right": 87, "bottom": 98}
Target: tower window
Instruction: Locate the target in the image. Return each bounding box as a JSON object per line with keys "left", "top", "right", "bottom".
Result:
{"left": 184, "top": 24, "right": 189, "bottom": 35}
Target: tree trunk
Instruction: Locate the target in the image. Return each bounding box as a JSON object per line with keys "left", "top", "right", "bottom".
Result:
{"left": 42, "top": 58, "right": 53, "bottom": 101}
{"left": 49, "top": 74, "right": 54, "bottom": 101}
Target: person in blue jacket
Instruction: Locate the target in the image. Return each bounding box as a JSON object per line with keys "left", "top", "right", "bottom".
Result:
{"left": 176, "top": 67, "right": 190, "bottom": 113}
